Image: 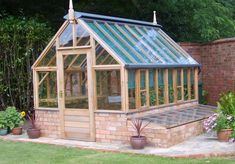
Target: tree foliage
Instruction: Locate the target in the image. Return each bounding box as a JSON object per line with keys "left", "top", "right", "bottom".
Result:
{"left": 0, "top": 17, "right": 52, "bottom": 110}
{"left": 1, "top": 0, "right": 234, "bottom": 42}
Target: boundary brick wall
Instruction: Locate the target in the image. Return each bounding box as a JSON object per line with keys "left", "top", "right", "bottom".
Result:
{"left": 179, "top": 37, "right": 235, "bottom": 105}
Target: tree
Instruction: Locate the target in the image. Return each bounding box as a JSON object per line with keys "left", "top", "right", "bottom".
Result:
{"left": 0, "top": 17, "right": 52, "bottom": 111}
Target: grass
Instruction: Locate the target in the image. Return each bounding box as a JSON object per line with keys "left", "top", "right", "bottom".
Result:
{"left": 0, "top": 139, "right": 234, "bottom": 164}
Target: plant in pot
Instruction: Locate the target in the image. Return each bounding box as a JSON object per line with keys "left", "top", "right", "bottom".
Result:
{"left": 5, "top": 106, "right": 25, "bottom": 135}
{"left": 130, "top": 118, "right": 151, "bottom": 149}
{"left": 0, "top": 111, "right": 8, "bottom": 136}
{"left": 27, "top": 110, "right": 40, "bottom": 139}
{"left": 204, "top": 92, "right": 235, "bottom": 142}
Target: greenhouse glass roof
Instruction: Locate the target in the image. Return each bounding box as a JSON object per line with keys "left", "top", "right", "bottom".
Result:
{"left": 65, "top": 12, "right": 200, "bottom": 68}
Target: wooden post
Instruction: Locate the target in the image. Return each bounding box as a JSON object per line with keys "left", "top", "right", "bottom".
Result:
{"left": 155, "top": 69, "right": 159, "bottom": 106}
{"left": 173, "top": 69, "right": 177, "bottom": 103}
{"left": 164, "top": 69, "right": 169, "bottom": 104}
{"left": 72, "top": 23, "right": 77, "bottom": 46}
{"left": 187, "top": 68, "right": 191, "bottom": 100}
{"left": 135, "top": 69, "right": 141, "bottom": 109}
{"left": 124, "top": 69, "right": 129, "bottom": 112}
{"left": 121, "top": 67, "right": 127, "bottom": 112}
{"left": 146, "top": 69, "right": 150, "bottom": 107}
{"left": 57, "top": 51, "right": 65, "bottom": 138}
{"left": 33, "top": 70, "right": 39, "bottom": 108}
{"left": 181, "top": 68, "right": 184, "bottom": 101}
{"left": 194, "top": 67, "right": 199, "bottom": 100}
{"left": 87, "top": 50, "right": 95, "bottom": 141}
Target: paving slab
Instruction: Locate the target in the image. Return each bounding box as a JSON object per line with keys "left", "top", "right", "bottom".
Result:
{"left": 1, "top": 132, "right": 235, "bottom": 158}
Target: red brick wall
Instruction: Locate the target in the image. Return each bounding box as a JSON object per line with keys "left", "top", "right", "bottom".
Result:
{"left": 179, "top": 38, "right": 235, "bottom": 105}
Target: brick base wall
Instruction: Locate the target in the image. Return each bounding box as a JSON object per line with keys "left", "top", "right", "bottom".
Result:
{"left": 35, "top": 101, "right": 205, "bottom": 148}
{"left": 95, "top": 101, "right": 204, "bottom": 148}
{"left": 35, "top": 110, "right": 60, "bottom": 138}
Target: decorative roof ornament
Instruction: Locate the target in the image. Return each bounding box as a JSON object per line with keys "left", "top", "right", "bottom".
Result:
{"left": 68, "top": 0, "right": 75, "bottom": 23}
{"left": 153, "top": 11, "right": 157, "bottom": 25}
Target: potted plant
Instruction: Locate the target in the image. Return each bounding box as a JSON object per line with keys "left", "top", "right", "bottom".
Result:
{"left": 130, "top": 118, "right": 151, "bottom": 149}
{"left": 27, "top": 110, "right": 41, "bottom": 139}
{"left": 5, "top": 107, "right": 25, "bottom": 135}
{"left": 0, "top": 111, "right": 8, "bottom": 136}
{"left": 204, "top": 92, "right": 235, "bottom": 142}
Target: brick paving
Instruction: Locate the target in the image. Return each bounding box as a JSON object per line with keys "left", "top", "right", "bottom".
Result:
{"left": 1, "top": 131, "right": 235, "bottom": 158}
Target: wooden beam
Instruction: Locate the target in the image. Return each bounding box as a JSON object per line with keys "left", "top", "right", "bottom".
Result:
{"left": 121, "top": 67, "right": 126, "bottom": 112}
{"left": 181, "top": 68, "right": 184, "bottom": 101}
{"left": 145, "top": 69, "right": 150, "bottom": 107}
{"left": 155, "top": 69, "right": 159, "bottom": 106}
{"left": 124, "top": 69, "right": 129, "bottom": 112}
{"left": 163, "top": 69, "right": 169, "bottom": 104}
{"left": 173, "top": 69, "right": 177, "bottom": 103}
{"left": 72, "top": 23, "right": 77, "bottom": 46}
{"left": 57, "top": 45, "right": 91, "bottom": 51}
{"left": 86, "top": 50, "right": 96, "bottom": 141}
{"left": 93, "top": 65, "right": 121, "bottom": 70}
{"left": 33, "top": 70, "right": 39, "bottom": 108}
{"left": 34, "top": 67, "right": 57, "bottom": 71}
{"left": 194, "top": 67, "right": 199, "bottom": 100}
{"left": 187, "top": 68, "right": 191, "bottom": 100}
{"left": 56, "top": 51, "right": 65, "bottom": 138}
{"left": 135, "top": 70, "right": 141, "bottom": 109}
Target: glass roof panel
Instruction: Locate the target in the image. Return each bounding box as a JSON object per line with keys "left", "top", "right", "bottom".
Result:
{"left": 37, "top": 42, "right": 56, "bottom": 67}
{"left": 83, "top": 19, "right": 199, "bottom": 66}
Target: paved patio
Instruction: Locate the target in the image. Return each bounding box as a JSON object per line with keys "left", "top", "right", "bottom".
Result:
{"left": 1, "top": 131, "right": 235, "bottom": 158}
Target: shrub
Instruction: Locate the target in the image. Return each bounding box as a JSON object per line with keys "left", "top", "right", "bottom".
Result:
{"left": 0, "top": 111, "right": 7, "bottom": 129}
{"left": 4, "top": 106, "right": 25, "bottom": 129}
{"left": 0, "top": 16, "right": 52, "bottom": 111}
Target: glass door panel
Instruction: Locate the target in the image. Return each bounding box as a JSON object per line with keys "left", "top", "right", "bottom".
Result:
{"left": 63, "top": 54, "right": 88, "bottom": 109}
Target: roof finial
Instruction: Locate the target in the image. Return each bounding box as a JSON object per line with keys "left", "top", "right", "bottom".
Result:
{"left": 153, "top": 11, "right": 157, "bottom": 25}
{"left": 68, "top": 0, "right": 75, "bottom": 23}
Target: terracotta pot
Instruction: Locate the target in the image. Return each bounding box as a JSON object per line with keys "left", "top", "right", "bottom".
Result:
{"left": 11, "top": 127, "right": 22, "bottom": 135}
{"left": 0, "top": 128, "right": 8, "bottom": 136}
{"left": 217, "top": 129, "right": 232, "bottom": 142}
{"left": 27, "top": 128, "right": 41, "bottom": 139}
{"left": 130, "top": 136, "right": 147, "bottom": 149}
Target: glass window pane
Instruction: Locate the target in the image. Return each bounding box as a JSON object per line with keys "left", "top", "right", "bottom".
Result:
{"left": 158, "top": 69, "right": 164, "bottom": 105}
{"left": 37, "top": 43, "right": 56, "bottom": 67}
{"left": 76, "top": 24, "right": 90, "bottom": 46}
{"left": 128, "top": 70, "right": 136, "bottom": 109}
{"left": 85, "top": 20, "right": 132, "bottom": 63}
{"left": 96, "top": 70, "right": 121, "bottom": 110}
{"left": 60, "top": 24, "right": 73, "bottom": 47}
{"left": 149, "top": 69, "right": 156, "bottom": 106}
{"left": 191, "top": 68, "right": 195, "bottom": 99}
{"left": 168, "top": 69, "right": 174, "bottom": 103}
{"left": 184, "top": 69, "right": 188, "bottom": 100}
{"left": 38, "top": 71, "right": 58, "bottom": 108}
{"left": 64, "top": 55, "right": 88, "bottom": 109}
{"left": 95, "top": 42, "right": 119, "bottom": 65}
{"left": 177, "top": 69, "right": 182, "bottom": 100}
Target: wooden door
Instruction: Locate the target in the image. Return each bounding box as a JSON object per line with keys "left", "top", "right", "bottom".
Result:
{"left": 57, "top": 49, "right": 95, "bottom": 141}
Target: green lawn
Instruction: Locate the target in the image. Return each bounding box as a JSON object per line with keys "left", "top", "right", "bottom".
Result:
{"left": 0, "top": 139, "right": 234, "bottom": 164}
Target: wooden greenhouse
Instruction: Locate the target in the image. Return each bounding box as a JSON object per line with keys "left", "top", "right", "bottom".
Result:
{"left": 32, "top": 1, "right": 214, "bottom": 147}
